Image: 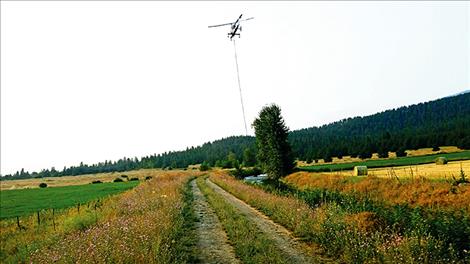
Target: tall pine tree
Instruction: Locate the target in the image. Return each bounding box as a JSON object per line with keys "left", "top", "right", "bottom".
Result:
{"left": 252, "top": 104, "right": 294, "bottom": 180}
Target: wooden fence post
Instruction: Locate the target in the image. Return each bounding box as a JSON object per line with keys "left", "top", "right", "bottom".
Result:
{"left": 16, "top": 216, "right": 20, "bottom": 229}
{"left": 52, "top": 208, "right": 56, "bottom": 231}
{"left": 77, "top": 203, "right": 80, "bottom": 213}
{"left": 37, "top": 211, "right": 40, "bottom": 226}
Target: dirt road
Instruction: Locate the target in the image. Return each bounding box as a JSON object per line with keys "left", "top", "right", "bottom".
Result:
{"left": 191, "top": 180, "right": 240, "bottom": 264}
{"left": 205, "top": 178, "right": 325, "bottom": 264}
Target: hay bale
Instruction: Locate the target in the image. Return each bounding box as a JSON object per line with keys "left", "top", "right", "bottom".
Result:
{"left": 354, "top": 166, "right": 368, "bottom": 176}
{"left": 435, "top": 157, "right": 448, "bottom": 165}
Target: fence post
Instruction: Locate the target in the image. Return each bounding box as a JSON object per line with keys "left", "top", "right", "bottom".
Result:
{"left": 37, "top": 211, "right": 40, "bottom": 226}
{"left": 77, "top": 203, "right": 80, "bottom": 213}
{"left": 16, "top": 216, "right": 20, "bottom": 229}
{"left": 52, "top": 208, "right": 56, "bottom": 231}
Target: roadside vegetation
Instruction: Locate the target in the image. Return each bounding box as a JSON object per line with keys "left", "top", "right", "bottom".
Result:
{"left": 285, "top": 171, "right": 470, "bottom": 212}
{"left": 1, "top": 171, "right": 197, "bottom": 263}
{"left": 196, "top": 176, "right": 288, "bottom": 264}
{"left": 210, "top": 171, "right": 470, "bottom": 263}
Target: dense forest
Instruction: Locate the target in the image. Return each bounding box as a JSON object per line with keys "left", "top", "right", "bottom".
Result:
{"left": 2, "top": 92, "right": 469, "bottom": 180}
{"left": 291, "top": 92, "right": 470, "bottom": 162}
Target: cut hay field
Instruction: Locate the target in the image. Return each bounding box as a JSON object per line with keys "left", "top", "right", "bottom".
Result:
{"left": 328, "top": 159, "right": 470, "bottom": 180}
{"left": 0, "top": 168, "right": 163, "bottom": 191}
{"left": 0, "top": 181, "right": 139, "bottom": 219}
{"left": 297, "top": 146, "right": 464, "bottom": 166}
{"left": 299, "top": 150, "right": 470, "bottom": 173}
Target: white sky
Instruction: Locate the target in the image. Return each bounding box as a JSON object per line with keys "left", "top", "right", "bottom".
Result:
{"left": 1, "top": 1, "right": 469, "bottom": 175}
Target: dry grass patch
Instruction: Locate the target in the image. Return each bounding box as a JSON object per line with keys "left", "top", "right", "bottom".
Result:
{"left": 285, "top": 171, "right": 470, "bottom": 213}
{"left": 0, "top": 169, "right": 168, "bottom": 190}
{"left": 297, "top": 146, "right": 464, "bottom": 166}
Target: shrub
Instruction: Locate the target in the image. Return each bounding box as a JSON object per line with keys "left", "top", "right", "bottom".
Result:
{"left": 129, "top": 177, "right": 139, "bottom": 181}
{"left": 91, "top": 180, "right": 102, "bottom": 184}
{"left": 113, "top": 178, "right": 123, "bottom": 182}
{"left": 145, "top": 176, "right": 153, "bottom": 180}
{"left": 199, "top": 162, "right": 210, "bottom": 171}
{"left": 120, "top": 175, "right": 128, "bottom": 179}
{"left": 378, "top": 150, "right": 389, "bottom": 158}
{"left": 359, "top": 151, "right": 373, "bottom": 159}
{"left": 63, "top": 213, "right": 97, "bottom": 232}
{"left": 39, "top": 183, "right": 47, "bottom": 188}
{"left": 432, "top": 146, "right": 440, "bottom": 151}
{"left": 396, "top": 148, "right": 407, "bottom": 157}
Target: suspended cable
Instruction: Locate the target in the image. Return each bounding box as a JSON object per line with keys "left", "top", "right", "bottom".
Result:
{"left": 233, "top": 39, "right": 248, "bottom": 136}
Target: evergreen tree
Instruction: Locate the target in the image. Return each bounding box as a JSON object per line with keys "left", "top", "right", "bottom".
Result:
{"left": 252, "top": 104, "right": 295, "bottom": 180}
{"left": 242, "top": 147, "right": 257, "bottom": 167}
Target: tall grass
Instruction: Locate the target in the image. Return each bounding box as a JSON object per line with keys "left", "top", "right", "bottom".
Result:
{"left": 1, "top": 171, "right": 197, "bottom": 263}
{"left": 210, "top": 171, "right": 470, "bottom": 263}
{"left": 285, "top": 172, "right": 470, "bottom": 213}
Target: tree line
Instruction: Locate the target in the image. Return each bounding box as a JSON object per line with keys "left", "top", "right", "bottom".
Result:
{"left": 2, "top": 92, "right": 469, "bottom": 180}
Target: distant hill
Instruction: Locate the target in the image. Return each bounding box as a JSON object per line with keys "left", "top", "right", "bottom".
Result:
{"left": 3, "top": 92, "right": 470, "bottom": 180}
{"left": 290, "top": 92, "right": 470, "bottom": 161}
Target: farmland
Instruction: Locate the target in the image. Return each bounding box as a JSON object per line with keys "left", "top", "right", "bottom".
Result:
{"left": 1, "top": 165, "right": 470, "bottom": 263}
{"left": 299, "top": 150, "right": 470, "bottom": 173}
{"left": 0, "top": 168, "right": 164, "bottom": 190}
{"left": 334, "top": 159, "right": 470, "bottom": 180}
{"left": 0, "top": 181, "right": 139, "bottom": 219}
{"left": 0, "top": 170, "right": 197, "bottom": 263}
{"left": 211, "top": 171, "right": 470, "bottom": 262}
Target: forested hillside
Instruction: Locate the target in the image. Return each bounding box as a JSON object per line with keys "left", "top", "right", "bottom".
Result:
{"left": 291, "top": 92, "right": 470, "bottom": 162}
{"left": 2, "top": 92, "right": 469, "bottom": 180}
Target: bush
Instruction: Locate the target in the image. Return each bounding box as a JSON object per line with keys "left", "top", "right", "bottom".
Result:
{"left": 63, "top": 213, "right": 97, "bottom": 232}
{"left": 39, "top": 183, "right": 47, "bottom": 188}
{"left": 145, "top": 176, "right": 153, "bottom": 180}
{"left": 129, "top": 177, "right": 139, "bottom": 181}
{"left": 432, "top": 146, "right": 440, "bottom": 151}
{"left": 91, "top": 180, "right": 102, "bottom": 184}
{"left": 378, "top": 150, "right": 389, "bottom": 158}
{"left": 200, "top": 162, "right": 210, "bottom": 171}
{"left": 113, "top": 178, "right": 123, "bottom": 182}
{"left": 359, "top": 151, "right": 373, "bottom": 159}
{"left": 120, "top": 175, "right": 128, "bottom": 179}
{"left": 396, "top": 148, "right": 407, "bottom": 157}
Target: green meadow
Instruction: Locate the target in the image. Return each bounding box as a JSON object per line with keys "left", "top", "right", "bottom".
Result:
{"left": 0, "top": 181, "right": 139, "bottom": 219}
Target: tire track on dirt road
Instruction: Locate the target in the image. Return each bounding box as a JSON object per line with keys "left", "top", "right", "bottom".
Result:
{"left": 191, "top": 180, "right": 240, "bottom": 264}
{"left": 206, "top": 178, "right": 328, "bottom": 264}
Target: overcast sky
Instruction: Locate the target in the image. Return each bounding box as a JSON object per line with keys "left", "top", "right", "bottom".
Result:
{"left": 1, "top": 1, "right": 468, "bottom": 175}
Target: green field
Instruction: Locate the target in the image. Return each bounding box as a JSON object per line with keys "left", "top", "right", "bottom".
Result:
{"left": 0, "top": 181, "right": 139, "bottom": 219}
{"left": 299, "top": 150, "right": 470, "bottom": 172}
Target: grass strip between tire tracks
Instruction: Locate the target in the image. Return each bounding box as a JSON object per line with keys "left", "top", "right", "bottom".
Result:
{"left": 196, "top": 176, "right": 288, "bottom": 264}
